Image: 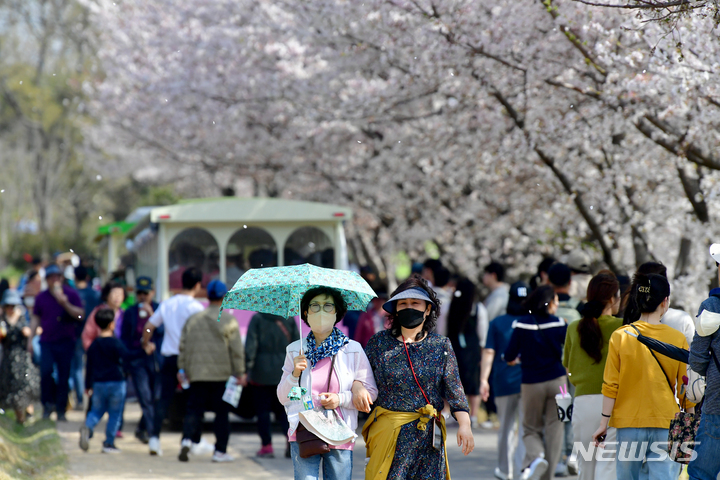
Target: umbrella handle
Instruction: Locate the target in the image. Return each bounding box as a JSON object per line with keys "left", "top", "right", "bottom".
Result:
{"left": 298, "top": 297, "right": 304, "bottom": 356}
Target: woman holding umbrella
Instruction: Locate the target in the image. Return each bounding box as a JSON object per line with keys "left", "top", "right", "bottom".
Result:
{"left": 277, "top": 286, "right": 378, "bottom": 480}
{"left": 361, "top": 275, "right": 474, "bottom": 479}
{"left": 592, "top": 273, "right": 694, "bottom": 479}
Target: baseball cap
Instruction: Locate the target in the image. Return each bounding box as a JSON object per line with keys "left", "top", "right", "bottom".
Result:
{"left": 207, "top": 279, "right": 228, "bottom": 301}
{"left": 567, "top": 249, "right": 591, "bottom": 274}
{"left": 44, "top": 264, "right": 62, "bottom": 277}
{"left": 136, "top": 276, "right": 154, "bottom": 292}
{"left": 548, "top": 263, "right": 572, "bottom": 287}
{"left": 507, "top": 281, "right": 530, "bottom": 316}
{"left": 710, "top": 244, "right": 720, "bottom": 263}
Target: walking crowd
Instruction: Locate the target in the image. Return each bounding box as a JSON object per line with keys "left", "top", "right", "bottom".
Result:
{"left": 1, "top": 247, "right": 720, "bottom": 480}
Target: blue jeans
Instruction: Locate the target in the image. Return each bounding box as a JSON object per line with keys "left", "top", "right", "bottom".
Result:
{"left": 39, "top": 339, "right": 74, "bottom": 415}
{"left": 32, "top": 335, "right": 41, "bottom": 366}
{"left": 86, "top": 381, "right": 126, "bottom": 447}
{"left": 290, "top": 442, "right": 352, "bottom": 480}
{"left": 69, "top": 338, "right": 84, "bottom": 404}
{"left": 688, "top": 413, "right": 720, "bottom": 480}
{"left": 615, "top": 427, "right": 681, "bottom": 480}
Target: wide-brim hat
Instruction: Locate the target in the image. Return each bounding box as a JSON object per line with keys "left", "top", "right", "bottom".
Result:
{"left": 382, "top": 287, "right": 436, "bottom": 313}
{"left": 1, "top": 289, "right": 22, "bottom": 306}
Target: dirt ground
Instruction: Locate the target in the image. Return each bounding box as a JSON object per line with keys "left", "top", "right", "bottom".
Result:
{"left": 56, "top": 399, "right": 539, "bottom": 479}
{"left": 56, "top": 402, "right": 286, "bottom": 480}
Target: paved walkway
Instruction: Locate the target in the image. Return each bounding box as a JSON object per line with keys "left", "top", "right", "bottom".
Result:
{"left": 57, "top": 401, "right": 576, "bottom": 479}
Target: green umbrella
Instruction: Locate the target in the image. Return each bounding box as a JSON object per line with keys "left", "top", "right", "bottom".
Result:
{"left": 220, "top": 263, "right": 377, "bottom": 351}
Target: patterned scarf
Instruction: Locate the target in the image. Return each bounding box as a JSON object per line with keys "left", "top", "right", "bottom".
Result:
{"left": 305, "top": 327, "right": 349, "bottom": 368}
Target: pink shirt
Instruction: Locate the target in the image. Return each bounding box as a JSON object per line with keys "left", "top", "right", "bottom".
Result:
{"left": 288, "top": 357, "right": 354, "bottom": 450}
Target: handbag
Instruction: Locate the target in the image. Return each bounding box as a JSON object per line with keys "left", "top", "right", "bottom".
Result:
{"left": 295, "top": 355, "right": 335, "bottom": 458}
{"left": 670, "top": 345, "right": 720, "bottom": 462}
{"left": 629, "top": 325, "right": 700, "bottom": 463}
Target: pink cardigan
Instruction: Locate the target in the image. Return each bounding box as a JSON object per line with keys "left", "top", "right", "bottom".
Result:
{"left": 81, "top": 305, "right": 123, "bottom": 351}
{"left": 277, "top": 338, "right": 378, "bottom": 437}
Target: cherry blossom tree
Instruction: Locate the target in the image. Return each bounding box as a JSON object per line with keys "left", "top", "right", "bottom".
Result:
{"left": 87, "top": 0, "right": 720, "bottom": 308}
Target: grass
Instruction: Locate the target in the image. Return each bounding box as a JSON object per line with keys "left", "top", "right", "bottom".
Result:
{"left": 0, "top": 411, "right": 67, "bottom": 480}
{"left": 0, "top": 266, "right": 24, "bottom": 288}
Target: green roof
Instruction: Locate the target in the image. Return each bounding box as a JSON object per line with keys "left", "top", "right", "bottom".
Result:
{"left": 97, "top": 221, "right": 137, "bottom": 236}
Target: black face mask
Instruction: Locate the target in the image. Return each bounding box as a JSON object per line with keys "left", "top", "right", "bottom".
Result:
{"left": 396, "top": 308, "right": 426, "bottom": 329}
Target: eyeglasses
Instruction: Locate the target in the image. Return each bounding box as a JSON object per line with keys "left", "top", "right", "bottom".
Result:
{"left": 309, "top": 303, "right": 336, "bottom": 313}
{"left": 136, "top": 291, "right": 149, "bottom": 296}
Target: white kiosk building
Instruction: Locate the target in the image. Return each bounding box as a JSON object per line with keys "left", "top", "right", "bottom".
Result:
{"left": 124, "top": 197, "right": 352, "bottom": 300}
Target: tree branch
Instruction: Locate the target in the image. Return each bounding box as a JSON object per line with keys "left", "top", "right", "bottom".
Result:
{"left": 636, "top": 114, "right": 720, "bottom": 170}
{"left": 571, "top": 0, "right": 695, "bottom": 8}
{"left": 489, "top": 86, "right": 623, "bottom": 273}
{"left": 543, "top": 0, "right": 608, "bottom": 78}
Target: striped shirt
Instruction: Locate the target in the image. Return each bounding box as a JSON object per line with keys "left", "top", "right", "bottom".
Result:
{"left": 504, "top": 314, "right": 567, "bottom": 384}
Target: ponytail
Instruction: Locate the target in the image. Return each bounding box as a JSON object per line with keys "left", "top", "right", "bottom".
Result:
{"left": 577, "top": 271, "right": 619, "bottom": 364}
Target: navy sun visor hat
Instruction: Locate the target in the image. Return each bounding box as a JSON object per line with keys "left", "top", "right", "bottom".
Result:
{"left": 382, "top": 287, "right": 437, "bottom": 314}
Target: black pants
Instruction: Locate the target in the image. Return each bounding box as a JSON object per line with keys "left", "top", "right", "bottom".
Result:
{"left": 152, "top": 354, "right": 177, "bottom": 438}
{"left": 128, "top": 355, "right": 158, "bottom": 435}
{"left": 182, "top": 381, "right": 230, "bottom": 453}
{"left": 40, "top": 339, "right": 74, "bottom": 415}
{"left": 253, "top": 384, "right": 289, "bottom": 446}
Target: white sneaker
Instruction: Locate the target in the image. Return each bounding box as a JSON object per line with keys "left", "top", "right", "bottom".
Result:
{"left": 102, "top": 445, "right": 121, "bottom": 454}
{"left": 567, "top": 454, "right": 578, "bottom": 475}
{"left": 520, "top": 457, "right": 549, "bottom": 480}
{"left": 481, "top": 420, "right": 494, "bottom": 429}
{"left": 212, "top": 451, "right": 235, "bottom": 463}
{"left": 179, "top": 439, "right": 192, "bottom": 462}
{"left": 190, "top": 438, "right": 214, "bottom": 456}
{"left": 493, "top": 467, "right": 509, "bottom": 480}
{"left": 554, "top": 460, "right": 568, "bottom": 477}
{"left": 149, "top": 436, "right": 162, "bottom": 456}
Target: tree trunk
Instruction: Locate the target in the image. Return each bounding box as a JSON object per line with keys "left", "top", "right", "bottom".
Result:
{"left": 632, "top": 225, "right": 652, "bottom": 268}
{"left": 674, "top": 237, "right": 693, "bottom": 278}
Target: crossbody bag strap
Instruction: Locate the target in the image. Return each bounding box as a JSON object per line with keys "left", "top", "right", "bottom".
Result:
{"left": 275, "top": 319, "right": 292, "bottom": 343}
{"left": 297, "top": 354, "right": 337, "bottom": 394}
{"left": 629, "top": 325, "right": 675, "bottom": 397}
{"left": 402, "top": 338, "right": 433, "bottom": 412}
{"left": 326, "top": 355, "right": 336, "bottom": 392}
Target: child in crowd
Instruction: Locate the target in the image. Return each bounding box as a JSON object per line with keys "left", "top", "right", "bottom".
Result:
{"left": 79, "top": 308, "right": 137, "bottom": 453}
